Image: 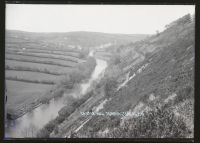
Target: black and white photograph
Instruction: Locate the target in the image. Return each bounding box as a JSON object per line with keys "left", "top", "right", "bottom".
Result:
{"left": 4, "top": 4, "right": 195, "bottom": 138}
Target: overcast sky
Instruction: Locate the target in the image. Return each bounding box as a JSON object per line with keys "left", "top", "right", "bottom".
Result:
{"left": 6, "top": 4, "right": 195, "bottom": 34}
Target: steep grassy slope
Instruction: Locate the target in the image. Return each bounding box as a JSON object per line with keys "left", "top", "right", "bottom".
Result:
{"left": 53, "top": 14, "right": 194, "bottom": 138}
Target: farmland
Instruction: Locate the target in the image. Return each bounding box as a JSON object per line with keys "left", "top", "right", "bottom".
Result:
{"left": 6, "top": 60, "right": 74, "bottom": 74}
{"left": 4, "top": 29, "right": 149, "bottom": 137}
{"left": 6, "top": 80, "right": 52, "bottom": 108}
{"left": 6, "top": 70, "right": 59, "bottom": 84}
{"left": 5, "top": 32, "right": 89, "bottom": 119}
{"left": 5, "top": 54, "right": 78, "bottom": 68}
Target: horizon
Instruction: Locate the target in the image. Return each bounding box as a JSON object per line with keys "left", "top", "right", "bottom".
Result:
{"left": 6, "top": 29, "right": 151, "bottom": 35}
{"left": 6, "top": 5, "right": 195, "bottom": 34}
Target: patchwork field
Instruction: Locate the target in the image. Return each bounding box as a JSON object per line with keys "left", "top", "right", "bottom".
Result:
{"left": 6, "top": 47, "right": 80, "bottom": 58}
{"left": 5, "top": 33, "right": 86, "bottom": 119}
{"left": 6, "top": 60, "right": 74, "bottom": 74}
{"left": 6, "top": 54, "right": 78, "bottom": 67}
{"left": 5, "top": 30, "right": 147, "bottom": 121}
{"left": 6, "top": 70, "right": 59, "bottom": 83}
{"left": 6, "top": 51, "right": 80, "bottom": 63}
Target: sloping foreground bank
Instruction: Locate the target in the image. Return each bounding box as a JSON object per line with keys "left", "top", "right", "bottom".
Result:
{"left": 50, "top": 14, "right": 194, "bottom": 138}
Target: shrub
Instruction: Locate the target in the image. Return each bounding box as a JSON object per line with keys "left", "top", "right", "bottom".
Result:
{"left": 55, "top": 115, "right": 65, "bottom": 124}
{"left": 105, "top": 77, "right": 118, "bottom": 97}
{"left": 113, "top": 56, "right": 121, "bottom": 65}
{"left": 58, "top": 105, "right": 75, "bottom": 117}
{"left": 104, "top": 106, "right": 190, "bottom": 138}
{"left": 36, "top": 128, "right": 50, "bottom": 138}
{"left": 79, "top": 52, "right": 85, "bottom": 59}
{"left": 44, "top": 120, "right": 57, "bottom": 133}
{"left": 54, "top": 126, "right": 59, "bottom": 134}
{"left": 174, "top": 85, "right": 193, "bottom": 104}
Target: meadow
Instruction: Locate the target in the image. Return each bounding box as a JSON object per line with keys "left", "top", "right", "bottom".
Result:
{"left": 5, "top": 34, "right": 86, "bottom": 119}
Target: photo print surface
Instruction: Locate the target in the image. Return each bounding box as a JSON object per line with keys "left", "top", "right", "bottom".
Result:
{"left": 5, "top": 4, "right": 195, "bottom": 138}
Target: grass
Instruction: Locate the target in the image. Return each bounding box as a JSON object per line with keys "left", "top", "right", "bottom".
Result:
{"left": 6, "top": 58, "right": 75, "bottom": 68}
{"left": 5, "top": 30, "right": 97, "bottom": 122}
{"left": 102, "top": 106, "right": 190, "bottom": 138}
{"left": 5, "top": 60, "right": 74, "bottom": 75}
{"left": 6, "top": 55, "right": 96, "bottom": 121}
{"left": 6, "top": 70, "right": 59, "bottom": 82}
{"left": 6, "top": 47, "right": 80, "bottom": 58}
{"left": 6, "top": 54, "right": 78, "bottom": 66}
{"left": 6, "top": 65, "right": 62, "bottom": 75}
{"left": 68, "top": 15, "right": 194, "bottom": 138}
{"left": 6, "top": 51, "right": 80, "bottom": 63}
{"left": 37, "top": 90, "right": 94, "bottom": 138}
{"left": 6, "top": 77, "right": 55, "bottom": 85}
{"left": 75, "top": 105, "right": 190, "bottom": 138}
{"left": 6, "top": 80, "right": 52, "bottom": 109}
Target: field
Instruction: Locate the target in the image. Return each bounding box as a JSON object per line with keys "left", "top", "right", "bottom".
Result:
{"left": 6, "top": 80, "right": 52, "bottom": 110}
{"left": 6, "top": 47, "right": 80, "bottom": 58}
{"left": 6, "top": 60, "right": 74, "bottom": 74}
{"left": 6, "top": 51, "right": 81, "bottom": 63}
{"left": 5, "top": 33, "right": 86, "bottom": 119}
{"left": 6, "top": 70, "right": 60, "bottom": 83}
{"left": 5, "top": 54, "right": 78, "bottom": 67}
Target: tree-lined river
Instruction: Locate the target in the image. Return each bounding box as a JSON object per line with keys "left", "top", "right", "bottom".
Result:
{"left": 5, "top": 51, "right": 108, "bottom": 138}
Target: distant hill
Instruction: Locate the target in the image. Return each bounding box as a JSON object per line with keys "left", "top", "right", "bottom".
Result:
{"left": 6, "top": 30, "right": 149, "bottom": 49}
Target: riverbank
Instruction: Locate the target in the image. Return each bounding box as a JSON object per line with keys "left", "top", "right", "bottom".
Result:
{"left": 6, "top": 56, "right": 96, "bottom": 121}
{"left": 5, "top": 56, "right": 104, "bottom": 138}
{"left": 6, "top": 85, "right": 66, "bottom": 120}
{"left": 36, "top": 59, "right": 108, "bottom": 138}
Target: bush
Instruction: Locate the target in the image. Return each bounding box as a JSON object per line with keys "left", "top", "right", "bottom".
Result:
{"left": 104, "top": 106, "right": 190, "bottom": 138}
{"left": 105, "top": 77, "right": 118, "bottom": 97}
{"left": 174, "top": 85, "right": 193, "bottom": 104}
{"left": 58, "top": 105, "right": 75, "bottom": 117}
{"left": 36, "top": 128, "right": 50, "bottom": 138}
{"left": 55, "top": 115, "right": 65, "bottom": 124}
{"left": 44, "top": 120, "right": 57, "bottom": 133}
{"left": 79, "top": 52, "right": 85, "bottom": 59}
{"left": 110, "top": 54, "right": 121, "bottom": 65}
{"left": 113, "top": 57, "right": 121, "bottom": 65}
{"left": 54, "top": 126, "right": 59, "bottom": 134}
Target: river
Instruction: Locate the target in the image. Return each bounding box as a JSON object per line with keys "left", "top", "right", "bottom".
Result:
{"left": 5, "top": 52, "right": 108, "bottom": 138}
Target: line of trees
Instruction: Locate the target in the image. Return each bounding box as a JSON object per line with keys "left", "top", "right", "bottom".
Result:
{"left": 5, "top": 65, "right": 66, "bottom": 75}
{"left": 6, "top": 76, "right": 56, "bottom": 85}
{"left": 59, "top": 56, "right": 96, "bottom": 85}
{"left": 36, "top": 57, "right": 96, "bottom": 137}
{"left": 6, "top": 48, "right": 80, "bottom": 58}
{"left": 6, "top": 52, "right": 79, "bottom": 63}
{"left": 37, "top": 90, "right": 94, "bottom": 138}
{"left": 165, "top": 14, "right": 192, "bottom": 30}
{"left": 6, "top": 57, "right": 75, "bottom": 68}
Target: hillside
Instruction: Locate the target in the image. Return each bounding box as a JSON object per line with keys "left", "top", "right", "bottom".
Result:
{"left": 6, "top": 30, "right": 148, "bottom": 49}
{"left": 47, "top": 14, "right": 194, "bottom": 138}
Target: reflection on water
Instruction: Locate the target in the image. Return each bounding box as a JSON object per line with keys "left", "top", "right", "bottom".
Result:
{"left": 5, "top": 56, "right": 107, "bottom": 138}
{"left": 81, "top": 59, "right": 107, "bottom": 95}
{"left": 6, "top": 98, "right": 65, "bottom": 138}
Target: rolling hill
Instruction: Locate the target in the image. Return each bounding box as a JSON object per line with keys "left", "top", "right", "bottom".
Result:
{"left": 6, "top": 30, "right": 148, "bottom": 49}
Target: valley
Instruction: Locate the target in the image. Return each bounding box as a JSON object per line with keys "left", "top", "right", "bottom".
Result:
{"left": 5, "top": 14, "right": 194, "bottom": 138}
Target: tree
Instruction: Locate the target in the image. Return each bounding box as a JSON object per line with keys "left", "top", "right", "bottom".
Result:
{"left": 21, "top": 124, "right": 38, "bottom": 137}
{"left": 156, "top": 30, "right": 160, "bottom": 37}
{"left": 105, "top": 77, "right": 118, "bottom": 97}
{"left": 114, "top": 56, "right": 121, "bottom": 65}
